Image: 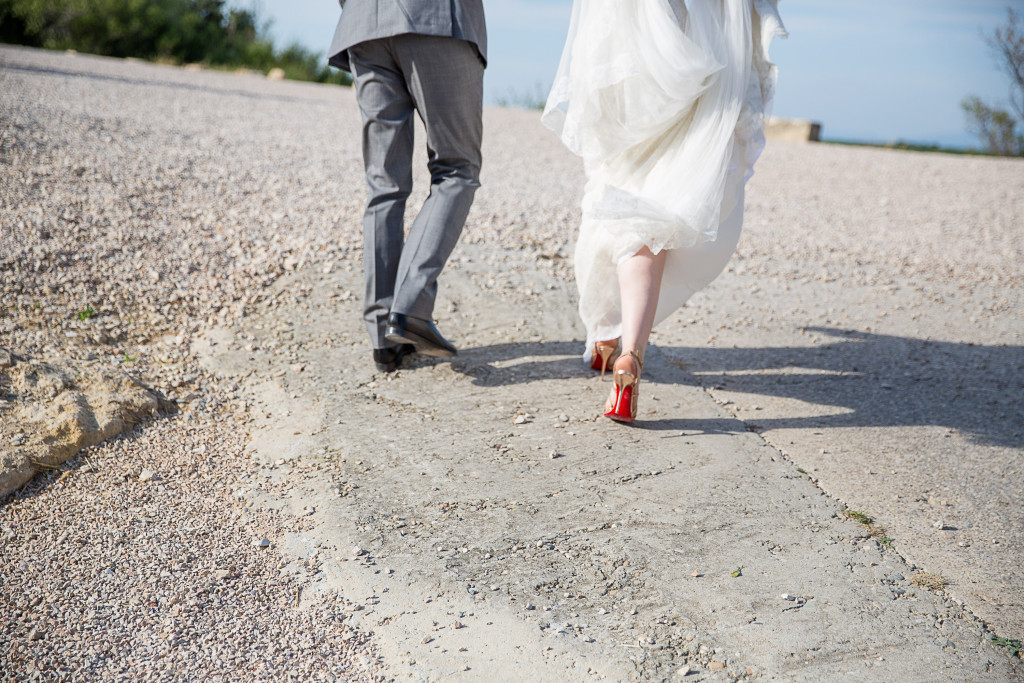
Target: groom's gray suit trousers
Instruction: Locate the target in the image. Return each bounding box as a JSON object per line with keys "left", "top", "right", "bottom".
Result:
{"left": 348, "top": 34, "right": 484, "bottom": 348}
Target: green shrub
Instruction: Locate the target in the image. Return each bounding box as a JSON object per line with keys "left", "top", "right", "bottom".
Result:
{"left": 0, "top": 0, "right": 351, "bottom": 85}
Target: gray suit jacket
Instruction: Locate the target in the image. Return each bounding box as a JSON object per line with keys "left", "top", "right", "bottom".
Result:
{"left": 328, "top": 0, "right": 487, "bottom": 72}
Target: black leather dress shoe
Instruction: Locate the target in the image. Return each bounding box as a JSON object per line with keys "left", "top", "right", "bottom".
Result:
{"left": 372, "top": 343, "right": 415, "bottom": 373}
{"left": 384, "top": 313, "right": 457, "bottom": 357}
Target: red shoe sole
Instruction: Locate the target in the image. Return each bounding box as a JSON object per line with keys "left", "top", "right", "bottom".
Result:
{"left": 604, "top": 385, "right": 635, "bottom": 422}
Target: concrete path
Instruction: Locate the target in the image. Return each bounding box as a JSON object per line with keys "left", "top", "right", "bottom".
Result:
{"left": 196, "top": 240, "right": 1021, "bottom": 681}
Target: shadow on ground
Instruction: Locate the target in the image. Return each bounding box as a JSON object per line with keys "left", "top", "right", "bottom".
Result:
{"left": 664, "top": 327, "right": 1023, "bottom": 449}
{"left": 447, "top": 328, "right": 1023, "bottom": 448}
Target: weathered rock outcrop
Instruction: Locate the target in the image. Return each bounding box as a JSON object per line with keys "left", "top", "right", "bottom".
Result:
{"left": 0, "top": 350, "right": 170, "bottom": 499}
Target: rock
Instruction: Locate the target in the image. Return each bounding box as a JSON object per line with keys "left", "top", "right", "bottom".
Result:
{"left": 139, "top": 469, "right": 156, "bottom": 482}
{"left": 0, "top": 349, "right": 12, "bottom": 368}
{"left": 708, "top": 660, "right": 726, "bottom": 671}
{"left": 214, "top": 569, "right": 232, "bottom": 580}
{"left": 27, "top": 629, "right": 43, "bottom": 641}
{"left": 781, "top": 593, "right": 797, "bottom": 601}
{"left": 514, "top": 415, "right": 528, "bottom": 425}
{"left": 267, "top": 67, "right": 286, "bottom": 81}
{"left": 253, "top": 538, "right": 271, "bottom": 548}
{"left": 10, "top": 434, "right": 25, "bottom": 447}
{"left": 421, "top": 636, "right": 433, "bottom": 644}
{"left": 353, "top": 546, "right": 367, "bottom": 557}
{"left": 1, "top": 361, "right": 167, "bottom": 499}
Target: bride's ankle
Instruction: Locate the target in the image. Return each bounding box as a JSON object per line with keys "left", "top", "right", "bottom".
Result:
{"left": 614, "top": 349, "right": 642, "bottom": 373}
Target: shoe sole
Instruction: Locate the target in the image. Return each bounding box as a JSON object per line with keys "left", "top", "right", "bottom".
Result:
{"left": 385, "top": 326, "right": 456, "bottom": 358}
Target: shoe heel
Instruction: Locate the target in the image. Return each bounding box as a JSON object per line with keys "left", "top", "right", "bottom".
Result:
{"left": 603, "top": 350, "right": 641, "bottom": 423}
{"left": 605, "top": 374, "right": 635, "bottom": 422}
{"left": 590, "top": 341, "right": 619, "bottom": 379}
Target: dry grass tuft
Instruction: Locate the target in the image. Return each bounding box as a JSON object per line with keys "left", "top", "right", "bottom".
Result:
{"left": 910, "top": 572, "right": 950, "bottom": 591}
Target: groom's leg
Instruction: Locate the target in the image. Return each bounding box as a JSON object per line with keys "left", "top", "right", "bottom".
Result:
{"left": 348, "top": 39, "right": 416, "bottom": 347}
{"left": 389, "top": 34, "right": 484, "bottom": 321}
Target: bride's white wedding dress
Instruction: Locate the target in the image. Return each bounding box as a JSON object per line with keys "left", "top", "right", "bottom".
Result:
{"left": 543, "top": 0, "right": 785, "bottom": 356}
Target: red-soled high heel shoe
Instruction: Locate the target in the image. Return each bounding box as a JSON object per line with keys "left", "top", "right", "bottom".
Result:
{"left": 604, "top": 350, "right": 642, "bottom": 423}
{"left": 589, "top": 340, "right": 620, "bottom": 379}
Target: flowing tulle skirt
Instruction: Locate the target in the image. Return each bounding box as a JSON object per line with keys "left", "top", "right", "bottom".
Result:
{"left": 542, "top": 0, "right": 785, "bottom": 356}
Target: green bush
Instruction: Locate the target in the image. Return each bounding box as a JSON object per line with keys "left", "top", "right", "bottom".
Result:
{"left": 0, "top": 0, "right": 350, "bottom": 85}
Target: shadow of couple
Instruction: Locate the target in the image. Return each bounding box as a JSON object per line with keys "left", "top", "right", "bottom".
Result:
{"left": 415, "top": 326, "right": 1022, "bottom": 448}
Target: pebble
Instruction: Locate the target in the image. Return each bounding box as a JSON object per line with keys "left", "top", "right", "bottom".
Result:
{"left": 138, "top": 469, "right": 156, "bottom": 482}
{"left": 253, "top": 538, "right": 271, "bottom": 548}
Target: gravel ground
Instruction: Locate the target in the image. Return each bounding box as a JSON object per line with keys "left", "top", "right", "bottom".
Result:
{"left": 2, "top": 45, "right": 1023, "bottom": 680}
{"left": 0, "top": 46, "right": 401, "bottom": 681}
{"left": 1, "top": 416, "right": 384, "bottom": 681}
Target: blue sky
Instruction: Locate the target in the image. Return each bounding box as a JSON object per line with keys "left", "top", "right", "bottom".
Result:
{"left": 237, "top": 0, "right": 1016, "bottom": 148}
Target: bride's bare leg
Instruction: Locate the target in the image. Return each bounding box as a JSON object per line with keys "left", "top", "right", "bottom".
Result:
{"left": 605, "top": 246, "right": 667, "bottom": 416}
{"left": 618, "top": 246, "right": 667, "bottom": 363}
